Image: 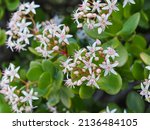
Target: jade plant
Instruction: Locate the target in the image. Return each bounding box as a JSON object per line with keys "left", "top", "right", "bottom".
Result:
{"left": 0, "top": 0, "right": 150, "bottom": 113}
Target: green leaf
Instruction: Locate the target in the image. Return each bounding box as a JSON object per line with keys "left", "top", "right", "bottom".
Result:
{"left": 115, "top": 43, "right": 128, "bottom": 67}
{"left": 60, "top": 87, "right": 73, "bottom": 108}
{"left": 30, "top": 61, "right": 42, "bottom": 69}
{"left": 103, "top": 38, "right": 128, "bottom": 67}
{"left": 126, "top": 91, "right": 145, "bottom": 113}
{"left": 131, "top": 60, "right": 144, "bottom": 80}
{"left": 42, "top": 60, "right": 55, "bottom": 74}
{"left": 54, "top": 70, "right": 64, "bottom": 89}
{"left": 5, "top": 0, "right": 19, "bottom": 11}
{"left": 19, "top": 69, "right": 27, "bottom": 80}
{"left": 130, "top": 0, "right": 144, "bottom": 13}
{"left": 83, "top": 24, "right": 113, "bottom": 40}
{"left": 140, "top": 52, "right": 150, "bottom": 65}
{"left": 67, "top": 38, "right": 79, "bottom": 56}
{"left": 28, "top": 47, "right": 42, "bottom": 57}
{"left": 0, "top": 7, "right": 4, "bottom": 19}
{"left": 125, "top": 35, "right": 146, "bottom": 58}
{"left": 123, "top": 4, "right": 131, "bottom": 18}
{"left": 79, "top": 85, "right": 95, "bottom": 99}
{"left": 132, "top": 35, "right": 146, "bottom": 49}
{"left": 27, "top": 67, "right": 43, "bottom": 81}
{"left": 97, "top": 73, "right": 122, "bottom": 95}
{"left": 38, "top": 72, "right": 51, "bottom": 89}
{"left": 0, "top": 29, "right": 6, "bottom": 46}
{"left": 48, "top": 92, "right": 60, "bottom": 106}
{"left": 117, "top": 13, "right": 140, "bottom": 36}
{"left": 117, "top": 54, "right": 134, "bottom": 81}
{"left": 38, "top": 72, "right": 52, "bottom": 97}
{"left": 139, "top": 10, "right": 149, "bottom": 29}
{"left": 0, "top": 95, "right": 11, "bottom": 113}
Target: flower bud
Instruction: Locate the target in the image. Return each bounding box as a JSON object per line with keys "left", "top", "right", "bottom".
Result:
{"left": 53, "top": 46, "right": 59, "bottom": 51}
{"left": 95, "top": 57, "right": 99, "bottom": 61}
{"left": 74, "top": 71, "right": 79, "bottom": 75}
{"left": 96, "top": 68, "right": 101, "bottom": 74}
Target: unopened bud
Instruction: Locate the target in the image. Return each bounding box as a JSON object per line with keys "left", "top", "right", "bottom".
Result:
{"left": 96, "top": 39, "right": 101, "bottom": 45}
{"left": 96, "top": 68, "right": 101, "bottom": 74}
{"left": 53, "top": 46, "right": 59, "bottom": 51}
{"left": 74, "top": 71, "right": 79, "bottom": 75}
{"left": 86, "top": 13, "right": 93, "bottom": 18}
{"left": 95, "top": 57, "right": 99, "bottom": 61}
{"left": 77, "top": 61, "right": 81, "bottom": 64}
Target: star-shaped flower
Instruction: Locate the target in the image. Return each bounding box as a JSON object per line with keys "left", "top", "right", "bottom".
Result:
{"left": 21, "top": 89, "right": 39, "bottom": 108}
{"left": 4, "top": 63, "right": 20, "bottom": 81}
{"left": 100, "top": 60, "right": 118, "bottom": 76}
{"left": 25, "top": 1, "right": 40, "bottom": 14}
{"left": 56, "top": 28, "right": 72, "bottom": 44}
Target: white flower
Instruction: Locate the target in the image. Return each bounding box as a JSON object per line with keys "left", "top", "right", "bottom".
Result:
{"left": 14, "top": 43, "right": 27, "bottom": 52}
{"left": 6, "top": 37, "right": 15, "bottom": 52}
{"left": 79, "top": 0, "right": 91, "bottom": 12}
{"left": 4, "top": 63, "right": 20, "bottom": 81}
{"left": 73, "top": 9, "right": 83, "bottom": 28}
{"left": 82, "top": 58, "right": 94, "bottom": 74}
{"left": 140, "top": 83, "right": 150, "bottom": 102}
{"left": 106, "top": 106, "right": 117, "bottom": 113}
{"left": 62, "top": 58, "right": 74, "bottom": 74}
{"left": 100, "top": 60, "right": 118, "bottom": 76}
{"left": 92, "top": 0, "right": 101, "bottom": 13}
{"left": 18, "top": 31, "right": 33, "bottom": 45}
{"left": 65, "top": 79, "right": 75, "bottom": 88}
{"left": 56, "top": 28, "right": 72, "bottom": 44}
{"left": 143, "top": 79, "right": 150, "bottom": 88}
{"left": 74, "top": 49, "right": 85, "bottom": 62}
{"left": 140, "top": 83, "right": 149, "bottom": 96}
{"left": 35, "top": 45, "right": 54, "bottom": 58}
{"left": 18, "top": 3, "right": 26, "bottom": 11}
{"left": 0, "top": 77, "right": 9, "bottom": 88}
{"left": 103, "top": 47, "right": 119, "bottom": 60}
{"left": 95, "top": 14, "right": 112, "bottom": 34}
{"left": 102, "top": 0, "right": 119, "bottom": 14}
{"left": 123, "top": 0, "right": 135, "bottom": 8}
{"left": 25, "top": 1, "right": 40, "bottom": 14}
{"left": 4, "top": 86, "right": 18, "bottom": 102}
{"left": 21, "top": 89, "right": 39, "bottom": 108}
{"left": 17, "top": 18, "right": 31, "bottom": 33}
{"left": 86, "top": 73, "right": 100, "bottom": 88}
{"left": 87, "top": 21, "right": 96, "bottom": 30}
{"left": 87, "top": 41, "right": 101, "bottom": 57}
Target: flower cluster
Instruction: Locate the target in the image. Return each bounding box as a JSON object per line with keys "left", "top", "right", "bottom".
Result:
{"left": 73, "top": 0, "right": 135, "bottom": 34}
{"left": 140, "top": 66, "right": 150, "bottom": 103}
{"left": 35, "top": 21, "right": 72, "bottom": 58}
{"left": 62, "top": 40, "right": 119, "bottom": 88}
{"left": 6, "top": 2, "right": 40, "bottom": 52}
{"left": 0, "top": 63, "right": 38, "bottom": 113}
